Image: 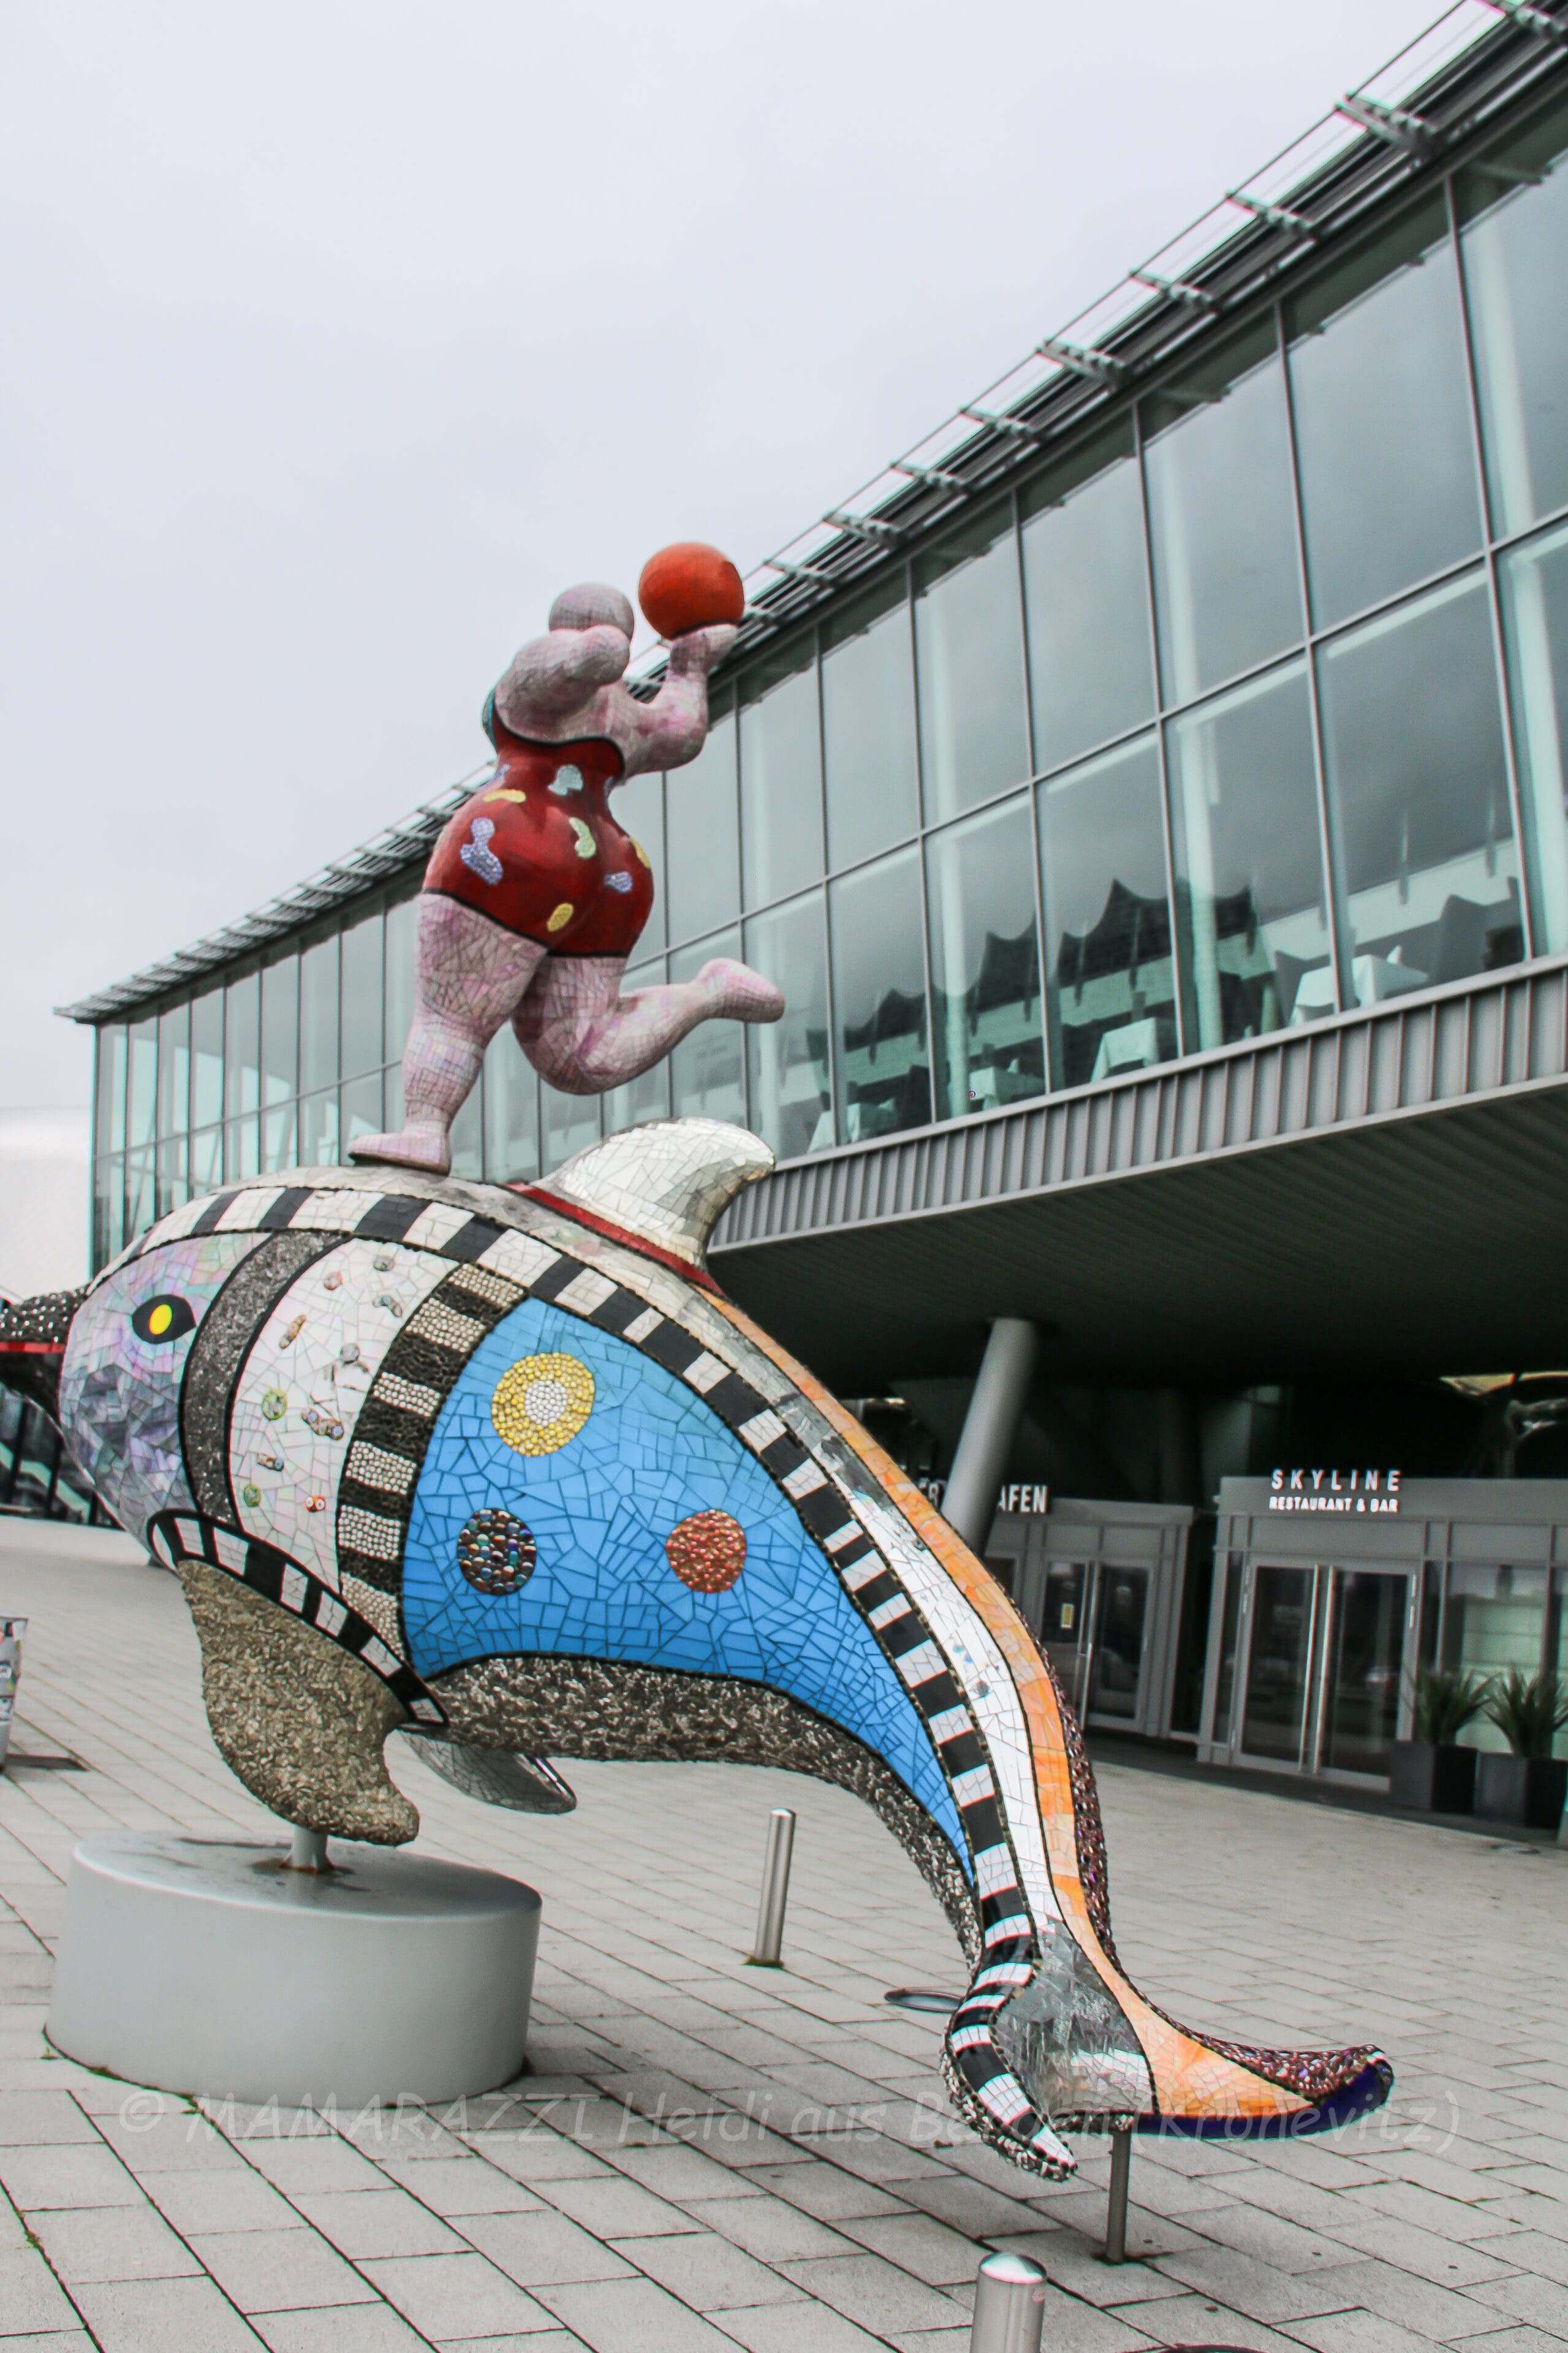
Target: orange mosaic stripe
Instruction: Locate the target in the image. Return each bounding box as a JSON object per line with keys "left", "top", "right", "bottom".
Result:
{"left": 714, "top": 1297, "right": 1302, "bottom": 2125}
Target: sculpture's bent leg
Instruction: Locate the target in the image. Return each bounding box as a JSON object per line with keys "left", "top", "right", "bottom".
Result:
{"left": 515, "top": 953, "right": 784, "bottom": 1097}
{"left": 352, "top": 899, "right": 544, "bottom": 1175}
{"left": 178, "top": 1563, "right": 417, "bottom": 1844}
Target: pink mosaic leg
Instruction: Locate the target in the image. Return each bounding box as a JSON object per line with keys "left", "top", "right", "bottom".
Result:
{"left": 515, "top": 955, "right": 784, "bottom": 1097}
{"left": 350, "top": 898, "right": 545, "bottom": 1175}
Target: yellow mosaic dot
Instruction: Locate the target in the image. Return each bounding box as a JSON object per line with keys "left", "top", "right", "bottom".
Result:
{"left": 569, "top": 817, "right": 597, "bottom": 860}
{"left": 484, "top": 786, "right": 528, "bottom": 805}
{"left": 491, "top": 1352, "right": 594, "bottom": 1455}
{"left": 631, "top": 838, "right": 651, "bottom": 868}
{"left": 547, "top": 901, "right": 575, "bottom": 933}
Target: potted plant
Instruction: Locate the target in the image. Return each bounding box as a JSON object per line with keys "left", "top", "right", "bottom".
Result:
{"left": 1390, "top": 1667, "right": 1488, "bottom": 1813}
{"left": 1474, "top": 1671, "right": 1568, "bottom": 1832}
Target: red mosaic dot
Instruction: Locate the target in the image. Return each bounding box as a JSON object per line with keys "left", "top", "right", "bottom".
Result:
{"left": 665, "top": 1510, "right": 746, "bottom": 1594}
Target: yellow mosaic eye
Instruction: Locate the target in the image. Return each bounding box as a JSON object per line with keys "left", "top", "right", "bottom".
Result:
{"left": 547, "top": 901, "right": 575, "bottom": 933}
{"left": 491, "top": 1353, "right": 594, "bottom": 1455}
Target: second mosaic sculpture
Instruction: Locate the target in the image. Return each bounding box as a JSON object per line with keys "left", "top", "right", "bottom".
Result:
{"left": 10, "top": 1117, "right": 1393, "bottom": 2180}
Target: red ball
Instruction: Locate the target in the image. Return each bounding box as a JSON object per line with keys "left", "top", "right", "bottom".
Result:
{"left": 638, "top": 542, "right": 745, "bottom": 640}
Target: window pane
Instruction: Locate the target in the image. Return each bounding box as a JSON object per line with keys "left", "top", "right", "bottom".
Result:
{"left": 126, "top": 1149, "right": 155, "bottom": 1238}
{"left": 385, "top": 892, "right": 418, "bottom": 1065}
{"left": 665, "top": 701, "right": 739, "bottom": 945}
{"left": 601, "top": 961, "right": 672, "bottom": 1137}
{"left": 744, "top": 897, "right": 831, "bottom": 1159}
{"left": 822, "top": 574, "right": 919, "bottom": 871}
{"left": 300, "top": 1087, "right": 339, "bottom": 1167}
{"left": 541, "top": 1084, "right": 600, "bottom": 1174}
{"left": 157, "top": 1003, "right": 189, "bottom": 1139}
{"left": 225, "top": 1117, "right": 260, "bottom": 1183}
{"left": 1289, "top": 199, "right": 1482, "bottom": 629}
{"left": 299, "top": 934, "right": 339, "bottom": 1097}
{"left": 1021, "top": 419, "right": 1155, "bottom": 771}
{"left": 262, "top": 1102, "right": 298, "bottom": 1172}
{"left": 191, "top": 988, "right": 224, "bottom": 1131}
{"left": 339, "top": 910, "right": 384, "bottom": 1080}
{"left": 1145, "top": 322, "right": 1302, "bottom": 705}
{"left": 156, "top": 1134, "right": 188, "bottom": 1218}
{"left": 670, "top": 932, "right": 746, "bottom": 1124}
{"left": 224, "top": 972, "right": 260, "bottom": 1120}
{"left": 740, "top": 640, "right": 824, "bottom": 907}
{"left": 613, "top": 773, "right": 665, "bottom": 955}
{"left": 93, "top": 1154, "right": 124, "bottom": 1268}
{"left": 926, "top": 798, "right": 1043, "bottom": 1121}
{"left": 1460, "top": 100, "right": 1568, "bottom": 536}
{"left": 914, "top": 504, "right": 1030, "bottom": 823}
{"left": 1039, "top": 737, "right": 1178, "bottom": 1088}
{"left": 189, "top": 1127, "right": 223, "bottom": 1195}
{"left": 127, "top": 1018, "right": 157, "bottom": 1150}
{"left": 1167, "top": 660, "right": 1330, "bottom": 1046}
{"left": 1319, "top": 574, "right": 1521, "bottom": 997}
{"left": 96, "top": 1024, "right": 127, "bottom": 1158}
{"left": 261, "top": 953, "right": 298, "bottom": 1105}
{"left": 341, "top": 1073, "right": 384, "bottom": 1155}
{"left": 829, "top": 847, "right": 931, "bottom": 1141}
{"left": 1501, "top": 518, "right": 1568, "bottom": 952}
{"left": 484, "top": 1030, "right": 540, "bottom": 1181}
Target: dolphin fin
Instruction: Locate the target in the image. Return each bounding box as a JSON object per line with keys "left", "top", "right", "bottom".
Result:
{"left": 532, "top": 1118, "right": 774, "bottom": 1271}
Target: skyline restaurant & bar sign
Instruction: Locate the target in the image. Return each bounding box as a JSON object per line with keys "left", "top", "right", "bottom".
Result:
{"left": 1268, "top": 1469, "right": 1403, "bottom": 1515}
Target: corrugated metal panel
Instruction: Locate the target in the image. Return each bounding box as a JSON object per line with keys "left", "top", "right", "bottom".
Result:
{"left": 716, "top": 960, "right": 1568, "bottom": 1252}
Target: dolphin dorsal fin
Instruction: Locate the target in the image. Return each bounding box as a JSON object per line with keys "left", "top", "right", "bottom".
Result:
{"left": 536, "top": 1118, "right": 775, "bottom": 1271}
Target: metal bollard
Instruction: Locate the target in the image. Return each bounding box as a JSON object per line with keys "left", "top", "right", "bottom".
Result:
{"left": 0, "top": 1620, "right": 26, "bottom": 1772}
{"left": 969, "top": 2250, "right": 1047, "bottom": 2353}
{"left": 287, "top": 1827, "right": 331, "bottom": 1873}
{"left": 1104, "top": 2128, "right": 1132, "bottom": 2263}
{"left": 749, "top": 1808, "right": 795, "bottom": 1964}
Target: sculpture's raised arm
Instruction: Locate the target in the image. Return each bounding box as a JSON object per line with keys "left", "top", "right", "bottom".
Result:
{"left": 618, "top": 621, "right": 738, "bottom": 776}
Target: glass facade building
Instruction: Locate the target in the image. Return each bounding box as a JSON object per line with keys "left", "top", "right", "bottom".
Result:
{"left": 81, "top": 81, "right": 1568, "bottom": 1272}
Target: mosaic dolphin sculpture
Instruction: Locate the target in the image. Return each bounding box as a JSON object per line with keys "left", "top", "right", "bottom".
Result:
{"left": 1, "top": 1119, "right": 1390, "bottom": 2178}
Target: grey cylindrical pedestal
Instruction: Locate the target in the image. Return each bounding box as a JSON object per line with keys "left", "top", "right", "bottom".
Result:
{"left": 48, "top": 1834, "right": 541, "bottom": 2106}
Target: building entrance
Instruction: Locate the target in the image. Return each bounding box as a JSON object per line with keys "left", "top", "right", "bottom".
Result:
{"left": 1200, "top": 1477, "right": 1568, "bottom": 1787}
{"left": 985, "top": 1497, "right": 1194, "bottom": 1741}
{"left": 1232, "top": 1561, "right": 1413, "bottom": 1780}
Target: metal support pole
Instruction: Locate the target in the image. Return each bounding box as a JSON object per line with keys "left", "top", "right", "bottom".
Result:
{"left": 1104, "top": 2128, "right": 1132, "bottom": 2263}
{"left": 969, "top": 2250, "right": 1047, "bottom": 2353}
{"left": 749, "top": 1808, "right": 795, "bottom": 1965}
{"left": 942, "top": 1320, "right": 1039, "bottom": 1550}
{"left": 287, "top": 1827, "right": 330, "bottom": 1873}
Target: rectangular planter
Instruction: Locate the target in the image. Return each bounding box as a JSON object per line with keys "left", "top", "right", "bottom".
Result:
{"left": 1474, "top": 1752, "right": 1568, "bottom": 1832}
{"left": 1389, "top": 1740, "right": 1476, "bottom": 1814}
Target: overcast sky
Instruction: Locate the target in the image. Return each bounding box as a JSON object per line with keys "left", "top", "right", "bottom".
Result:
{"left": 2, "top": 0, "right": 1449, "bottom": 1109}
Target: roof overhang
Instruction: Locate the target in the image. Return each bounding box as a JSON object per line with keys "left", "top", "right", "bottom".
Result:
{"left": 710, "top": 959, "right": 1568, "bottom": 1392}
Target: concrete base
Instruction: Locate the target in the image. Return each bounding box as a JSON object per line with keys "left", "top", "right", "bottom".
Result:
{"left": 48, "top": 1833, "right": 541, "bottom": 2105}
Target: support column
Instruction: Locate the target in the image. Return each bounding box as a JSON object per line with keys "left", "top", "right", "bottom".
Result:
{"left": 942, "top": 1319, "right": 1039, "bottom": 1552}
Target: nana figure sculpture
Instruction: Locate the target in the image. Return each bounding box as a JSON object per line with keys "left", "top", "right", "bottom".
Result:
{"left": 352, "top": 562, "right": 782, "bottom": 1180}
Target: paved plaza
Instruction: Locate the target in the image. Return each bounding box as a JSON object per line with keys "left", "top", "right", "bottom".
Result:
{"left": 0, "top": 1520, "right": 1564, "bottom": 2353}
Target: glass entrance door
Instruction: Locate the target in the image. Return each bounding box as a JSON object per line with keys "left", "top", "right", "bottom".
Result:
{"left": 1087, "top": 1566, "right": 1150, "bottom": 1721}
{"left": 1316, "top": 1569, "right": 1409, "bottom": 1776}
{"left": 1235, "top": 1561, "right": 1413, "bottom": 1779}
{"left": 1241, "top": 1564, "right": 1317, "bottom": 1761}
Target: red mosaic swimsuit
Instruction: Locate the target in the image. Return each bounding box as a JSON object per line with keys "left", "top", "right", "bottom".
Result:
{"left": 423, "top": 722, "right": 654, "bottom": 958}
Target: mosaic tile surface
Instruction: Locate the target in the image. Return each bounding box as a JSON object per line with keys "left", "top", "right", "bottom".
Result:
{"left": 42, "top": 1121, "right": 1392, "bottom": 2182}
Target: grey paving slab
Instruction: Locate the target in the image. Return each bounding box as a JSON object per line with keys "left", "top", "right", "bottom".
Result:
{"left": 531, "top": 2275, "right": 745, "bottom": 2352}
{"left": 290, "top": 2188, "right": 468, "bottom": 2259}
{"left": 251, "top": 2309, "right": 434, "bottom": 2353}
{"left": 360, "top": 2251, "right": 555, "bottom": 2336}
{"left": 188, "top": 2224, "right": 380, "bottom": 2311}
{"left": 0, "top": 2248, "right": 83, "bottom": 2335}
{"left": 0, "top": 2140, "right": 143, "bottom": 2208}
{"left": 607, "top": 2228, "right": 803, "bottom": 2309}
{"left": 457, "top": 2208, "right": 637, "bottom": 2286}
{"left": 69, "top": 2273, "right": 269, "bottom": 2350}
{"left": 29, "top": 2201, "right": 201, "bottom": 2284}
{"left": 379, "top": 2155, "right": 547, "bottom": 2215}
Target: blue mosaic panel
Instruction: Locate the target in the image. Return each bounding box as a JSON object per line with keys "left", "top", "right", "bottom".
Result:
{"left": 58, "top": 1232, "right": 264, "bottom": 1542}
{"left": 402, "top": 1295, "right": 966, "bottom": 1857}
